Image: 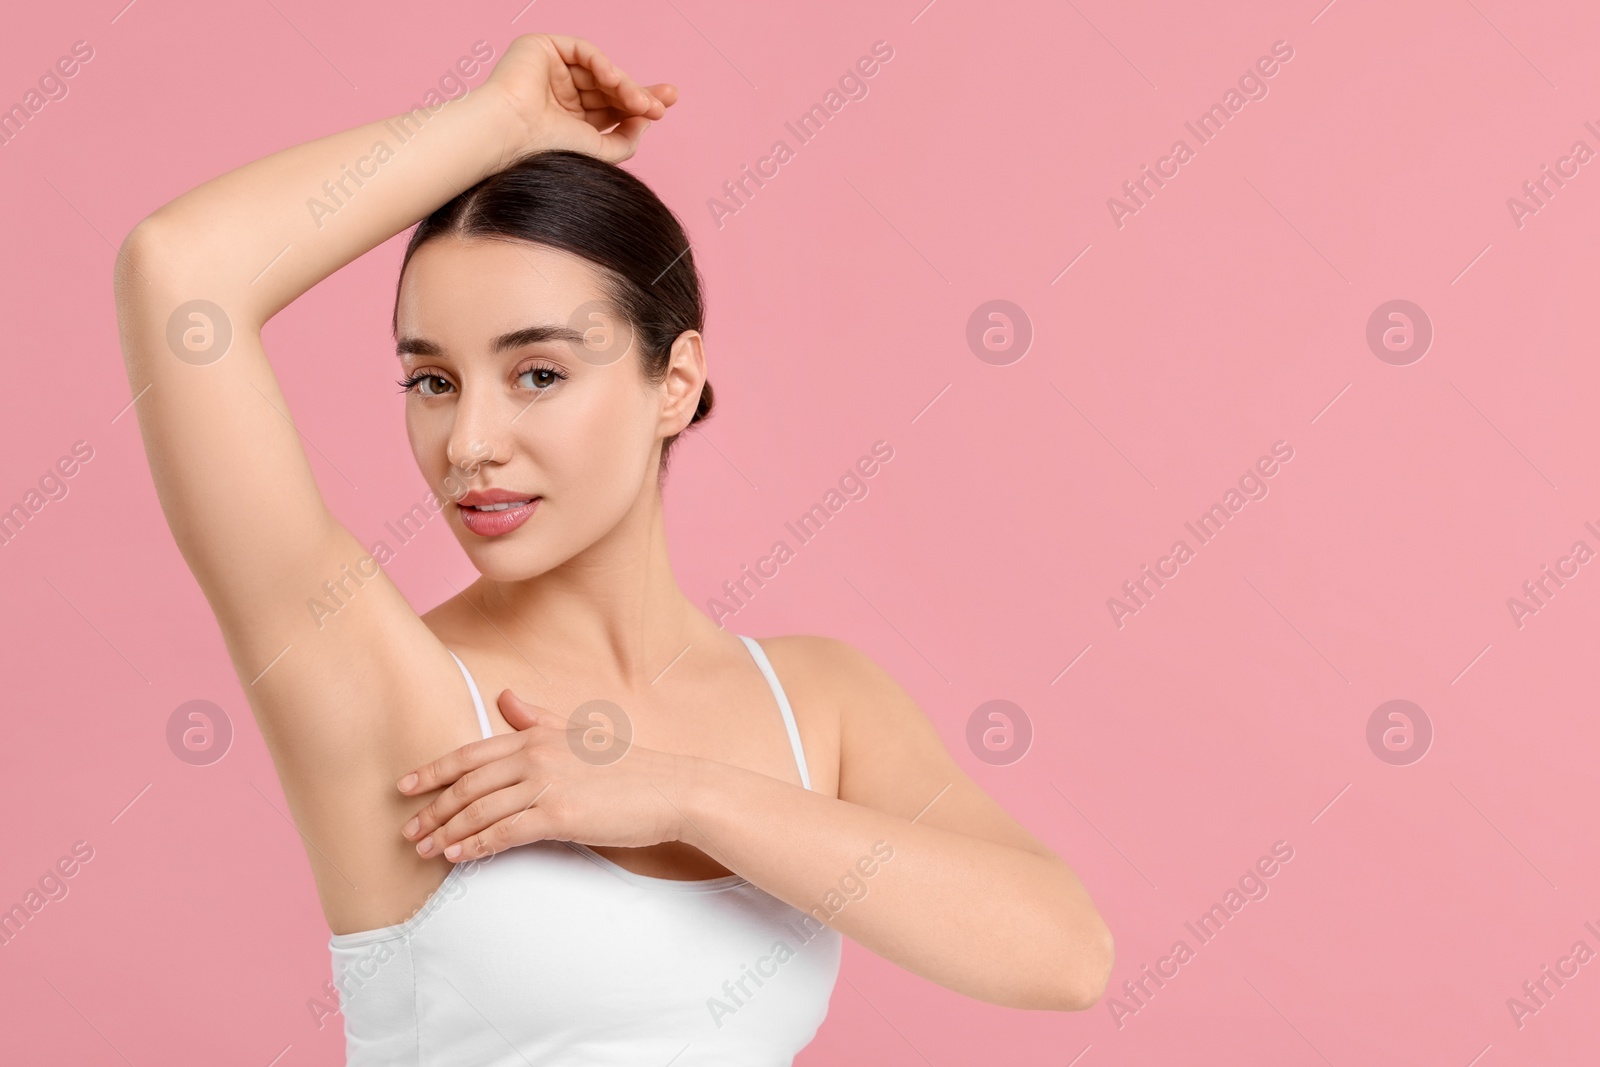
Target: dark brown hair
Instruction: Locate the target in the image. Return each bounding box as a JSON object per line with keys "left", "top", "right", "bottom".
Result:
{"left": 393, "top": 148, "right": 713, "bottom": 476}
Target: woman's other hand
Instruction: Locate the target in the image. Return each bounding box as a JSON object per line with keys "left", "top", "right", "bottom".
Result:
{"left": 479, "top": 33, "right": 678, "bottom": 166}
{"left": 398, "top": 689, "right": 694, "bottom": 862}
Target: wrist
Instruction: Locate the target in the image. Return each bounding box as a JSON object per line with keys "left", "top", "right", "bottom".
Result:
{"left": 669, "top": 754, "right": 719, "bottom": 849}
{"left": 463, "top": 82, "right": 549, "bottom": 175}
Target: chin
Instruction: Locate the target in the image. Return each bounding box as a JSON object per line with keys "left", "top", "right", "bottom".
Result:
{"left": 458, "top": 540, "right": 559, "bottom": 583}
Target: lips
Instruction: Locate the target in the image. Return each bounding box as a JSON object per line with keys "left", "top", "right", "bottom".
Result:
{"left": 456, "top": 489, "right": 541, "bottom": 537}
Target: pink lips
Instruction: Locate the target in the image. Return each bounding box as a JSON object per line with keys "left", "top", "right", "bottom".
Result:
{"left": 456, "top": 496, "right": 541, "bottom": 537}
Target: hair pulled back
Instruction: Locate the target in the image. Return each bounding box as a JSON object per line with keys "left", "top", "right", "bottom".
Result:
{"left": 394, "top": 148, "right": 712, "bottom": 474}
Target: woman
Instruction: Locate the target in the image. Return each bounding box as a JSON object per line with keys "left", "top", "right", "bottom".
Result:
{"left": 113, "top": 32, "right": 1112, "bottom": 1065}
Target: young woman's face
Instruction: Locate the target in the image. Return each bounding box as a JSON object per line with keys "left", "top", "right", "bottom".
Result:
{"left": 394, "top": 236, "right": 678, "bottom": 581}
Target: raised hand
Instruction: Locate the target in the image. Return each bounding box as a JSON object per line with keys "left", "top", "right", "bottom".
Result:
{"left": 479, "top": 33, "right": 679, "bottom": 166}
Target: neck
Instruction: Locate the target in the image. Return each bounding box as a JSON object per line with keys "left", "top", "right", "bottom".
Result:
{"left": 462, "top": 479, "right": 712, "bottom": 688}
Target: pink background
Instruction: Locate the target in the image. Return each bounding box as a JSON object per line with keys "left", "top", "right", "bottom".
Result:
{"left": 3, "top": 0, "right": 1598, "bottom": 1063}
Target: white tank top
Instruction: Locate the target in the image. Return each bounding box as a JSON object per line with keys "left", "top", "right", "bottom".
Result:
{"left": 328, "top": 634, "right": 843, "bottom": 1065}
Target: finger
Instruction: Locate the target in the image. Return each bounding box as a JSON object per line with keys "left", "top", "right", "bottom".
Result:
{"left": 547, "top": 35, "right": 622, "bottom": 91}
{"left": 405, "top": 756, "right": 531, "bottom": 843}
{"left": 596, "top": 115, "right": 653, "bottom": 163}
{"left": 548, "top": 35, "right": 660, "bottom": 116}
{"left": 572, "top": 72, "right": 662, "bottom": 119}
{"left": 579, "top": 85, "right": 672, "bottom": 130}
{"left": 583, "top": 106, "right": 632, "bottom": 131}
{"left": 421, "top": 780, "right": 555, "bottom": 859}
{"left": 567, "top": 65, "right": 602, "bottom": 92}
{"left": 537, "top": 36, "right": 586, "bottom": 114}
{"left": 498, "top": 689, "right": 544, "bottom": 730}
{"left": 398, "top": 732, "right": 523, "bottom": 794}
{"left": 574, "top": 86, "right": 619, "bottom": 111}
{"left": 443, "top": 803, "right": 560, "bottom": 862}
{"left": 643, "top": 83, "right": 679, "bottom": 109}
{"left": 573, "top": 85, "right": 673, "bottom": 118}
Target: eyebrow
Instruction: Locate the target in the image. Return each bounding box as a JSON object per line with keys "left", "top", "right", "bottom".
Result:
{"left": 395, "top": 322, "right": 589, "bottom": 359}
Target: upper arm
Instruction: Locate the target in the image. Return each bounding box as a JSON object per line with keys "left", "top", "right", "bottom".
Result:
{"left": 114, "top": 218, "right": 345, "bottom": 653}
{"left": 821, "top": 638, "right": 1060, "bottom": 861}
{"left": 111, "top": 219, "right": 462, "bottom": 775}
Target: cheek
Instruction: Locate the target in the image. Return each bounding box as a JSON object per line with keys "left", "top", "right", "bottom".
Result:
{"left": 404, "top": 407, "right": 445, "bottom": 478}
{"left": 404, "top": 407, "right": 422, "bottom": 458}
{"left": 557, "top": 380, "right": 656, "bottom": 472}
{"left": 544, "top": 412, "right": 640, "bottom": 503}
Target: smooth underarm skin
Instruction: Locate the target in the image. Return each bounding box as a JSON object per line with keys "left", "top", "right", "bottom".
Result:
{"left": 114, "top": 31, "right": 1113, "bottom": 1012}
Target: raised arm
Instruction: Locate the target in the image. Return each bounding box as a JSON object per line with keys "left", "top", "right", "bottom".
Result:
{"left": 113, "top": 35, "right": 669, "bottom": 658}
{"left": 110, "top": 35, "right": 676, "bottom": 931}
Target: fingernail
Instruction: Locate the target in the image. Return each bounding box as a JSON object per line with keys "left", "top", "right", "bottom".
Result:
{"left": 403, "top": 818, "right": 419, "bottom": 838}
{"left": 444, "top": 843, "right": 462, "bottom": 860}
{"left": 416, "top": 838, "right": 435, "bottom": 856}
{"left": 398, "top": 773, "right": 418, "bottom": 792}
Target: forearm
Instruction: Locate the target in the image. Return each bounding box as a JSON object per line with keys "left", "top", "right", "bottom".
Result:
{"left": 676, "top": 757, "right": 1113, "bottom": 1010}
{"left": 130, "top": 85, "right": 525, "bottom": 325}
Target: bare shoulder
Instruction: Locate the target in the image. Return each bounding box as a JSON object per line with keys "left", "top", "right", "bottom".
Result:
{"left": 752, "top": 634, "right": 944, "bottom": 806}
{"left": 756, "top": 633, "right": 932, "bottom": 729}
{"left": 742, "top": 634, "right": 846, "bottom": 799}
{"left": 765, "top": 636, "right": 953, "bottom": 783}
{"left": 754, "top": 632, "right": 872, "bottom": 685}
{"left": 764, "top": 633, "right": 1059, "bottom": 860}
{"left": 752, "top": 632, "right": 895, "bottom": 719}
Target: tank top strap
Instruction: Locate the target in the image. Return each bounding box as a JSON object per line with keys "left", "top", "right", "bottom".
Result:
{"left": 448, "top": 650, "right": 494, "bottom": 741}
{"left": 737, "top": 635, "right": 812, "bottom": 791}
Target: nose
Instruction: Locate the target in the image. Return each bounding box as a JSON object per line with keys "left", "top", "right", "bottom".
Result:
{"left": 444, "top": 382, "right": 512, "bottom": 483}
{"left": 446, "top": 434, "right": 497, "bottom": 475}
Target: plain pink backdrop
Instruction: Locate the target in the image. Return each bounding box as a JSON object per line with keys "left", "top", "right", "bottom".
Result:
{"left": 3, "top": 0, "right": 1599, "bottom": 1063}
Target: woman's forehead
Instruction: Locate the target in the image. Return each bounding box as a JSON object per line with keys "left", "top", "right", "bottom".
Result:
{"left": 396, "top": 237, "right": 610, "bottom": 336}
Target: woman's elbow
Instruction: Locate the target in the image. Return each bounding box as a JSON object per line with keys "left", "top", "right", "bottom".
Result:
{"left": 1050, "top": 919, "right": 1115, "bottom": 1012}
{"left": 112, "top": 215, "right": 180, "bottom": 313}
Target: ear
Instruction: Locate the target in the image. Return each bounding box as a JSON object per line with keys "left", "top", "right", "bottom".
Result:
{"left": 658, "top": 329, "right": 707, "bottom": 437}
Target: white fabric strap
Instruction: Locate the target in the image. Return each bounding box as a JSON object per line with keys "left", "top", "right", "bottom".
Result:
{"left": 738, "top": 634, "right": 812, "bottom": 791}
{"left": 448, "top": 650, "right": 494, "bottom": 740}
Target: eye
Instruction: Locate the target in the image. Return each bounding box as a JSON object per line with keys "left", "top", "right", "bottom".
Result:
{"left": 518, "top": 362, "right": 569, "bottom": 391}
{"left": 396, "top": 372, "right": 454, "bottom": 397}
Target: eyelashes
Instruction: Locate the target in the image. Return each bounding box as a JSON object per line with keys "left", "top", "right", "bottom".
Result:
{"left": 395, "top": 372, "right": 445, "bottom": 395}
{"left": 396, "top": 362, "right": 571, "bottom": 397}
{"left": 518, "top": 365, "right": 569, "bottom": 390}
